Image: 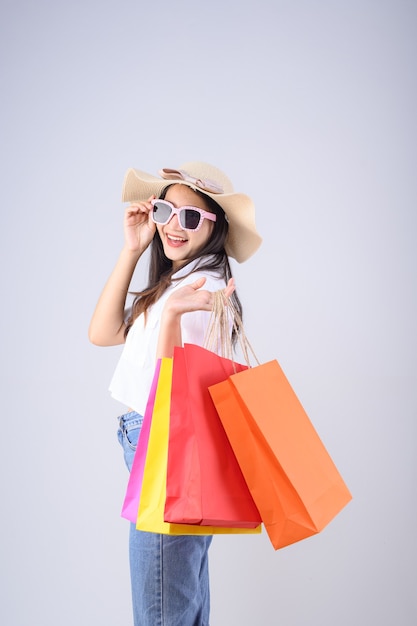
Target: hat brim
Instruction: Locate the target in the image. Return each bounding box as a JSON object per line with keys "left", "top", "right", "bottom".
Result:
{"left": 122, "top": 168, "right": 262, "bottom": 263}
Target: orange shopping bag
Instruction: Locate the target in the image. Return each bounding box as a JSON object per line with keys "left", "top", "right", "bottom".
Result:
{"left": 209, "top": 359, "right": 352, "bottom": 549}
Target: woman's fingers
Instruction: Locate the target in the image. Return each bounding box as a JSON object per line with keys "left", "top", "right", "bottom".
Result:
{"left": 126, "top": 195, "right": 156, "bottom": 218}
{"left": 223, "top": 277, "right": 236, "bottom": 298}
{"left": 166, "top": 277, "right": 236, "bottom": 315}
{"left": 190, "top": 276, "right": 235, "bottom": 303}
{"left": 190, "top": 276, "right": 207, "bottom": 290}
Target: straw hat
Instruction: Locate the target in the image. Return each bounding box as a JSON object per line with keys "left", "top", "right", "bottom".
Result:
{"left": 122, "top": 161, "right": 262, "bottom": 263}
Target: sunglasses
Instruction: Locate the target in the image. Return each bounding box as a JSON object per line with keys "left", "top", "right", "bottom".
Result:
{"left": 151, "top": 199, "right": 217, "bottom": 232}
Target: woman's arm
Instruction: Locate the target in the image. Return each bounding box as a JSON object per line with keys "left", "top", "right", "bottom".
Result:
{"left": 88, "top": 198, "right": 156, "bottom": 346}
{"left": 156, "top": 276, "right": 235, "bottom": 358}
{"left": 88, "top": 245, "right": 142, "bottom": 346}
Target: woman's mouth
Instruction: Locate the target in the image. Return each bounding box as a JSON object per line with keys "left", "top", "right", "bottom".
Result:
{"left": 166, "top": 233, "right": 188, "bottom": 247}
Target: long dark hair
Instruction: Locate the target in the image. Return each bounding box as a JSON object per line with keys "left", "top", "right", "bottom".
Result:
{"left": 125, "top": 185, "right": 243, "bottom": 343}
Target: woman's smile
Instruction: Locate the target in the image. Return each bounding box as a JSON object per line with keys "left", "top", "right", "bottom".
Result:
{"left": 165, "top": 231, "right": 188, "bottom": 246}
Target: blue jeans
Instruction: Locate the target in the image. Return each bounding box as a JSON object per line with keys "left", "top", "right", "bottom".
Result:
{"left": 117, "top": 411, "right": 212, "bottom": 626}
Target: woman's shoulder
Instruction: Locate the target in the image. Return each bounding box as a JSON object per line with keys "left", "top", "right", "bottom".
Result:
{"left": 178, "top": 269, "right": 226, "bottom": 290}
{"left": 173, "top": 257, "right": 226, "bottom": 289}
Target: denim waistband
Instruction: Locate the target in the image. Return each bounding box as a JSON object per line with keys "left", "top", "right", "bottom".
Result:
{"left": 117, "top": 410, "right": 143, "bottom": 431}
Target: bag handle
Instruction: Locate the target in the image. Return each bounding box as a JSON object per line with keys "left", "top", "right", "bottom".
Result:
{"left": 204, "top": 290, "right": 260, "bottom": 367}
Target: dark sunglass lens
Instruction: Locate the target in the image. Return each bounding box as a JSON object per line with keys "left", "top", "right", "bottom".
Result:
{"left": 153, "top": 202, "right": 171, "bottom": 223}
{"left": 181, "top": 209, "right": 201, "bottom": 230}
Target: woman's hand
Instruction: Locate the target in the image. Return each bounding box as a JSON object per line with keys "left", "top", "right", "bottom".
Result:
{"left": 163, "top": 277, "right": 236, "bottom": 316}
{"left": 124, "top": 196, "right": 156, "bottom": 252}
{"left": 156, "top": 277, "right": 236, "bottom": 358}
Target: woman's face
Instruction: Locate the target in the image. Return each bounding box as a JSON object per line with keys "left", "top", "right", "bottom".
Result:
{"left": 156, "top": 184, "right": 215, "bottom": 270}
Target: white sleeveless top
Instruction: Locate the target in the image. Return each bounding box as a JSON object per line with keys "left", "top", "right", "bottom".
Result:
{"left": 109, "top": 259, "right": 227, "bottom": 415}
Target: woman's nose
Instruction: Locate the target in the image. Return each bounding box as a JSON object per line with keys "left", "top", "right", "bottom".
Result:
{"left": 167, "top": 212, "right": 181, "bottom": 229}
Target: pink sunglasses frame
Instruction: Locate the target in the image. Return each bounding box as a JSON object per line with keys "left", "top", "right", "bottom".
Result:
{"left": 150, "top": 199, "right": 217, "bottom": 232}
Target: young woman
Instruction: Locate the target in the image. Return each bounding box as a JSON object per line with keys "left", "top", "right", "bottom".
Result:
{"left": 89, "top": 162, "right": 261, "bottom": 626}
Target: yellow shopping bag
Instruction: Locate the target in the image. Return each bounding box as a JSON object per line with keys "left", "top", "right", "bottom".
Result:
{"left": 136, "top": 357, "right": 261, "bottom": 536}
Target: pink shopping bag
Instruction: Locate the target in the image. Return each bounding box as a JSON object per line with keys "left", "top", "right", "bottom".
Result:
{"left": 121, "top": 360, "right": 161, "bottom": 523}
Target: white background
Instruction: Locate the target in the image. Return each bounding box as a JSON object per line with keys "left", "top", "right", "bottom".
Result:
{"left": 1, "top": 1, "right": 416, "bottom": 624}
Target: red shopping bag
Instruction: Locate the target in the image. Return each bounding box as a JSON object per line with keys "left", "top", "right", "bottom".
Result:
{"left": 121, "top": 360, "right": 161, "bottom": 523}
{"left": 164, "top": 344, "right": 261, "bottom": 528}
{"left": 209, "top": 360, "right": 352, "bottom": 549}
{"left": 137, "top": 357, "right": 261, "bottom": 536}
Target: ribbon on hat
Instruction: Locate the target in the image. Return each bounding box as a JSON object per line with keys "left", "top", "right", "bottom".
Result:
{"left": 158, "top": 168, "right": 224, "bottom": 194}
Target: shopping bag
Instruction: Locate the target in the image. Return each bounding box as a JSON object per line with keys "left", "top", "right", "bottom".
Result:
{"left": 121, "top": 359, "right": 162, "bottom": 523}
{"left": 209, "top": 359, "right": 352, "bottom": 549}
{"left": 164, "top": 344, "right": 261, "bottom": 527}
{"left": 137, "top": 357, "right": 261, "bottom": 536}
